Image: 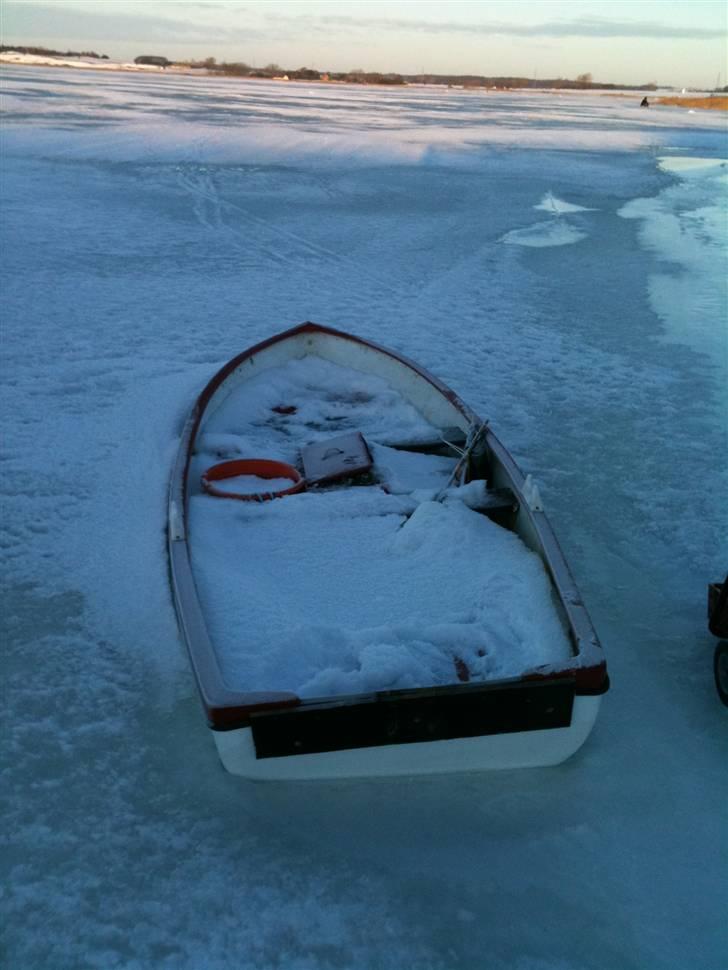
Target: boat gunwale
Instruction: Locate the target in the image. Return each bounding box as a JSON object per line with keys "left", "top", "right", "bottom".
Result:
{"left": 168, "top": 321, "right": 608, "bottom": 733}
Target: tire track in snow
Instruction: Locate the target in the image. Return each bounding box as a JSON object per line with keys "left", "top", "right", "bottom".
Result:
{"left": 176, "top": 168, "right": 404, "bottom": 300}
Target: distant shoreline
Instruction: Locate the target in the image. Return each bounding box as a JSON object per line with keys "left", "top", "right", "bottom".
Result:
{"left": 1, "top": 51, "right": 725, "bottom": 108}
{"left": 653, "top": 95, "right": 727, "bottom": 110}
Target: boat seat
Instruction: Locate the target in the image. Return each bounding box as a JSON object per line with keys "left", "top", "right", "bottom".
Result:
{"left": 388, "top": 428, "right": 468, "bottom": 457}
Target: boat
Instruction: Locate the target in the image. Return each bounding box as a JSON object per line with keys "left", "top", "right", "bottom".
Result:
{"left": 168, "top": 322, "right": 608, "bottom": 780}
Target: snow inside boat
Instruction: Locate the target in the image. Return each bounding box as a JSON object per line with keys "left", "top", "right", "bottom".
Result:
{"left": 168, "top": 322, "right": 608, "bottom": 779}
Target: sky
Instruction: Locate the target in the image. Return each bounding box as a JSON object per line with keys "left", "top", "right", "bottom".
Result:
{"left": 1, "top": 0, "right": 726, "bottom": 89}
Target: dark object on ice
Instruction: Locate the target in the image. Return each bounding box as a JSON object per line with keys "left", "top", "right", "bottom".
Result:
{"left": 134, "top": 55, "right": 170, "bottom": 67}
{"left": 708, "top": 576, "right": 728, "bottom": 706}
{"left": 640, "top": 97, "right": 650, "bottom": 107}
{"left": 715, "top": 643, "right": 728, "bottom": 707}
{"left": 708, "top": 576, "right": 728, "bottom": 638}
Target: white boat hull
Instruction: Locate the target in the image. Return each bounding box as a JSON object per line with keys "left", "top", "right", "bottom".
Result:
{"left": 213, "top": 694, "right": 601, "bottom": 780}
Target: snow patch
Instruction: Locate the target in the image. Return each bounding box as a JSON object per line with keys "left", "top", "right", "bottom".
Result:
{"left": 502, "top": 220, "right": 588, "bottom": 247}
{"left": 619, "top": 155, "right": 728, "bottom": 353}
{"left": 0, "top": 51, "right": 165, "bottom": 71}
{"left": 657, "top": 155, "right": 728, "bottom": 175}
{"left": 188, "top": 357, "right": 571, "bottom": 695}
{"left": 535, "top": 192, "right": 596, "bottom": 214}
{"left": 205, "top": 474, "right": 297, "bottom": 496}
{"left": 191, "top": 488, "right": 572, "bottom": 696}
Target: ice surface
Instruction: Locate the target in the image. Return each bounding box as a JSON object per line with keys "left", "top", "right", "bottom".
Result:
{"left": 2, "top": 66, "right": 726, "bottom": 970}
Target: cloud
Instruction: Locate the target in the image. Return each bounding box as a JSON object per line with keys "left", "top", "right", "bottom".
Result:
{"left": 1, "top": 2, "right": 255, "bottom": 43}
{"left": 2, "top": 2, "right": 722, "bottom": 56}
{"left": 165, "top": 2, "right": 245, "bottom": 10}
{"left": 268, "top": 12, "right": 726, "bottom": 43}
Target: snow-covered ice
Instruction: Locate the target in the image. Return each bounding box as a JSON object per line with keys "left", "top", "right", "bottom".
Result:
{"left": 1, "top": 66, "right": 726, "bottom": 969}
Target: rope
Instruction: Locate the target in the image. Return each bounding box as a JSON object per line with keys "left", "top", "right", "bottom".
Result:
{"left": 435, "top": 420, "right": 489, "bottom": 501}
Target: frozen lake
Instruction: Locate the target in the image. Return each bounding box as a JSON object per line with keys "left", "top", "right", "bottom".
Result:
{"left": 1, "top": 68, "right": 726, "bottom": 969}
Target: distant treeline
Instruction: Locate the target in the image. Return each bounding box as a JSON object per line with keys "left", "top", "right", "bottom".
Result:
{"left": 1, "top": 46, "right": 668, "bottom": 90}
{"left": 180, "top": 60, "right": 660, "bottom": 90}
{"left": 459, "top": 76, "right": 658, "bottom": 90}
{"left": 1, "top": 44, "right": 109, "bottom": 59}
{"left": 183, "top": 60, "right": 408, "bottom": 85}
{"left": 409, "top": 74, "right": 657, "bottom": 90}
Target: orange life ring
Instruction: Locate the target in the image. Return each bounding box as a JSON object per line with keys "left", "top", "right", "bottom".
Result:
{"left": 201, "top": 459, "right": 305, "bottom": 502}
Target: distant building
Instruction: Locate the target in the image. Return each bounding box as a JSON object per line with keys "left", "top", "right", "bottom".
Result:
{"left": 134, "top": 56, "right": 170, "bottom": 67}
